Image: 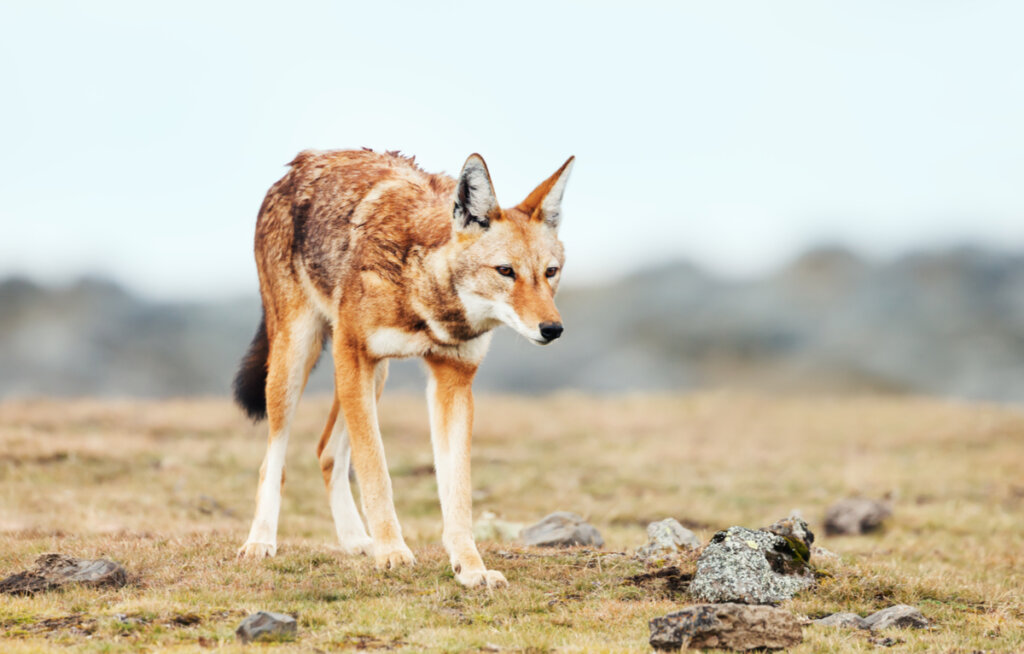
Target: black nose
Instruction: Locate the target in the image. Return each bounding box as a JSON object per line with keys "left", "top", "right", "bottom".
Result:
{"left": 539, "top": 322, "right": 564, "bottom": 342}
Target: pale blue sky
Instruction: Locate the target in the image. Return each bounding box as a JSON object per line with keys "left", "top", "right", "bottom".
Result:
{"left": 2, "top": 1, "right": 1022, "bottom": 299}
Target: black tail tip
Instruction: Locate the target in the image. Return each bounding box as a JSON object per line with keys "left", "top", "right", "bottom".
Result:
{"left": 233, "top": 373, "right": 267, "bottom": 421}
{"left": 233, "top": 317, "right": 269, "bottom": 422}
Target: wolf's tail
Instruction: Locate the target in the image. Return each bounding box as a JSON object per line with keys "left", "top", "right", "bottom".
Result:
{"left": 233, "top": 313, "right": 269, "bottom": 421}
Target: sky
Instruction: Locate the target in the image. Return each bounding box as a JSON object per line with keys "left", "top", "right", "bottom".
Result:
{"left": 1, "top": 1, "right": 1022, "bottom": 300}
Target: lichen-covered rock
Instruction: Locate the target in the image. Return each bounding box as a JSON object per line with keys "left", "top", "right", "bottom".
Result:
{"left": 862, "top": 604, "right": 928, "bottom": 630}
{"left": 690, "top": 526, "right": 814, "bottom": 604}
{"left": 637, "top": 518, "right": 700, "bottom": 559}
{"left": 649, "top": 603, "right": 803, "bottom": 651}
{"left": 824, "top": 498, "right": 891, "bottom": 535}
{"left": 520, "top": 512, "right": 603, "bottom": 548}
{"left": 235, "top": 611, "right": 297, "bottom": 643}
{"left": 761, "top": 516, "right": 814, "bottom": 562}
{"left": 813, "top": 612, "right": 868, "bottom": 628}
{"left": 0, "top": 553, "right": 128, "bottom": 595}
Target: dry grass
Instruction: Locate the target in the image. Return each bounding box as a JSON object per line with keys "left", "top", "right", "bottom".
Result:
{"left": 0, "top": 391, "right": 1022, "bottom": 652}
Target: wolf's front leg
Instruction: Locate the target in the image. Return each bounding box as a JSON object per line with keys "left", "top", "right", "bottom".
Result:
{"left": 426, "top": 355, "right": 507, "bottom": 589}
{"left": 333, "top": 336, "right": 414, "bottom": 570}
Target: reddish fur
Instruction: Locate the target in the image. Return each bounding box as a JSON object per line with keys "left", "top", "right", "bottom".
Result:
{"left": 238, "top": 148, "right": 574, "bottom": 585}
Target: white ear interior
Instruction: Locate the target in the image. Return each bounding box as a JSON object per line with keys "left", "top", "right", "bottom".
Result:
{"left": 541, "top": 158, "right": 574, "bottom": 229}
{"left": 454, "top": 155, "right": 498, "bottom": 230}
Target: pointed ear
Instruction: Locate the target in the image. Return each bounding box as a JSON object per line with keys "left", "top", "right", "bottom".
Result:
{"left": 453, "top": 154, "right": 500, "bottom": 232}
{"left": 516, "top": 156, "right": 575, "bottom": 230}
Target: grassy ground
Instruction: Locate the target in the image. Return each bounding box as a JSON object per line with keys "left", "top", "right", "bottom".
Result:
{"left": 0, "top": 391, "right": 1022, "bottom": 652}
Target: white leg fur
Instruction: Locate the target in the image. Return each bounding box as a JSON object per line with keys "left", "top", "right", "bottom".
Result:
{"left": 240, "top": 433, "right": 289, "bottom": 557}
{"left": 322, "top": 420, "right": 373, "bottom": 554}
{"left": 238, "top": 311, "right": 321, "bottom": 559}
{"left": 426, "top": 364, "right": 507, "bottom": 588}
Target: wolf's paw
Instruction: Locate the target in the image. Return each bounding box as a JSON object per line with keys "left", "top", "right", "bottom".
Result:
{"left": 374, "top": 542, "right": 415, "bottom": 570}
{"left": 456, "top": 568, "right": 508, "bottom": 589}
{"left": 237, "top": 541, "right": 276, "bottom": 559}
{"left": 336, "top": 536, "right": 374, "bottom": 556}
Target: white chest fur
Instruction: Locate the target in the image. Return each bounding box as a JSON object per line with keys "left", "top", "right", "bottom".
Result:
{"left": 366, "top": 328, "right": 494, "bottom": 364}
{"left": 366, "top": 328, "right": 434, "bottom": 359}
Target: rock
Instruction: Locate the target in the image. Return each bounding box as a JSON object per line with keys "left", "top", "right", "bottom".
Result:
{"left": 0, "top": 553, "right": 128, "bottom": 595}
{"left": 812, "top": 612, "right": 868, "bottom": 629}
{"left": 761, "top": 516, "right": 814, "bottom": 562}
{"left": 824, "top": 498, "right": 891, "bottom": 535}
{"left": 810, "top": 546, "right": 839, "bottom": 560}
{"left": 862, "top": 605, "right": 928, "bottom": 630}
{"left": 472, "top": 511, "right": 525, "bottom": 542}
{"left": 690, "top": 526, "right": 814, "bottom": 604}
{"left": 649, "top": 603, "right": 803, "bottom": 651}
{"left": 636, "top": 518, "right": 700, "bottom": 559}
{"left": 520, "top": 512, "right": 603, "bottom": 548}
{"left": 235, "top": 611, "right": 297, "bottom": 643}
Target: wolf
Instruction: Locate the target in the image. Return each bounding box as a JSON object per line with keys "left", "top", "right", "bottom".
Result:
{"left": 233, "top": 148, "right": 574, "bottom": 588}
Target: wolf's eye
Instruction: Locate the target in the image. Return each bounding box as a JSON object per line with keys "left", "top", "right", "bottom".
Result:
{"left": 545, "top": 267, "right": 559, "bottom": 278}
{"left": 495, "top": 265, "right": 515, "bottom": 278}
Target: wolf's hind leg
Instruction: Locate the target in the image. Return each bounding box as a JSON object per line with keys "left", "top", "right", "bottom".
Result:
{"left": 238, "top": 308, "right": 322, "bottom": 559}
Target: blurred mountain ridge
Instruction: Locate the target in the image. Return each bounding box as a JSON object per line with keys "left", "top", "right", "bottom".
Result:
{"left": 2, "top": 245, "right": 1023, "bottom": 402}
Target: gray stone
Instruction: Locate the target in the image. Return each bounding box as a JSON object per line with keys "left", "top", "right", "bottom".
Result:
{"left": 637, "top": 518, "right": 700, "bottom": 559}
{"left": 862, "top": 604, "right": 928, "bottom": 630}
{"left": 810, "top": 546, "right": 839, "bottom": 560}
{"left": 520, "top": 512, "right": 603, "bottom": 548}
{"left": 824, "top": 498, "right": 892, "bottom": 535}
{"left": 812, "top": 612, "right": 868, "bottom": 629}
{"left": 762, "top": 516, "right": 814, "bottom": 562}
{"left": 235, "top": 611, "right": 297, "bottom": 643}
{"left": 690, "top": 526, "right": 814, "bottom": 604}
{"left": 0, "top": 553, "right": 128, "bottom": 595}
{"left": 649, "top": 603, "right": 803, "bottom": 651}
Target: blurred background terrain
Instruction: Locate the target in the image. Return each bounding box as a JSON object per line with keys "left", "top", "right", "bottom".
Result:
{"left": 2, "top": 2, "right": 1023, "bottom": 403}
{"left": 3, "top": 244, "right": 1022, "bottom": 402}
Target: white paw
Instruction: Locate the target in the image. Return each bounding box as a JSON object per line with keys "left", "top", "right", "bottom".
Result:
{"left": 336, "top": 536, "right": 374, "bottom": 556}
{"left": 373, "top": 542, "right": 416, "bottom": 570}
{"left": 237, "top": 541, "right": 276, "bottom": 559}
{"left": 456, "top": 568, "right": 508, "bottom": 589}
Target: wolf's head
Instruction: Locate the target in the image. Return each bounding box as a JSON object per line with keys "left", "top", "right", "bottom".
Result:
{"left": 450, "top": 154, "right": 574, "bottom": 345}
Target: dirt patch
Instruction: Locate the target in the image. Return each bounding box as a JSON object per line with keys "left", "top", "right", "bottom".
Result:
{"left": 0, "top": 451, "right": 70, "bottom": 466}
{"left": 168, "top": 613, "right": 202, "bottom": 626}
{"left": 332, "top": 633, "right": 407, "bottom": 650}
{"left": 3, "top": 614, "right": 98, "bottom": 637}
{"left": 625, "top": 565, "right": 693, "bottom": 599}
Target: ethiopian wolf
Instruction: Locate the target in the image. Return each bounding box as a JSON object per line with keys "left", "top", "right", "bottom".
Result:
{"left": 233, "top": 149, "right": 574, "bottom": 588}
